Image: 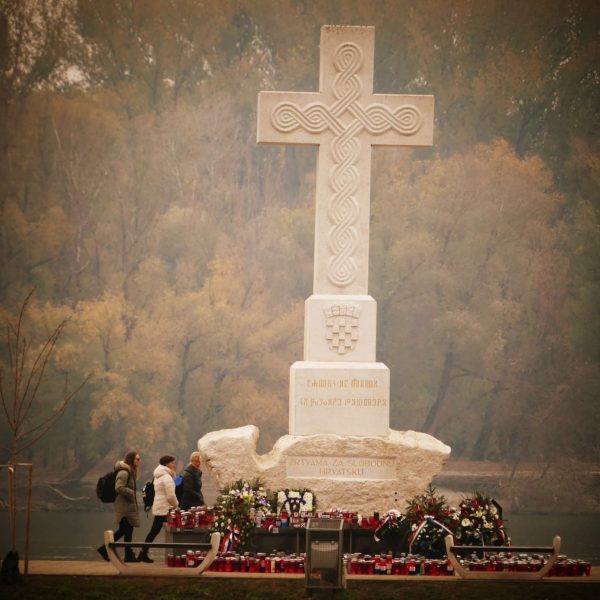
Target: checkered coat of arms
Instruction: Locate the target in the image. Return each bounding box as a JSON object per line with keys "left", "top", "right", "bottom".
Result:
{"left": 324, "top": 303, "right": 361, "bottom": 355}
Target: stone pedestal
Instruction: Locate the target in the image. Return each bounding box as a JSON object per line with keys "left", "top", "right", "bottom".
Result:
{"left": 289, "top": 361, "right": 389, "bottom": 436}
{"left": 198, "top": 425, "right": 451, "bottom": 515}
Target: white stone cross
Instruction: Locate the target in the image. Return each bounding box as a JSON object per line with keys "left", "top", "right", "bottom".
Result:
{"left": 258, "top": 26, "right": 434, "bottom": 295}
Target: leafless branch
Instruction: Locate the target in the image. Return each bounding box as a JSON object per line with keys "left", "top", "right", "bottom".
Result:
{"left": 1, "top": 290, "right": 89, "bottom": 463}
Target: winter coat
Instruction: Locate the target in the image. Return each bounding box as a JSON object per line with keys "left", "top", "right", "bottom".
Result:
{"left": 152, "top": 464, "right": 179, "bottom": 516}
{"left": 180, "top": 464, "right": 204, "bottom": 510}
{"left": 113, "top": 460, "right": 140, "bottom": 527}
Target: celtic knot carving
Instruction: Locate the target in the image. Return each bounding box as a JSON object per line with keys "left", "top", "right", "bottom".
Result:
{"left": 271, "top": 103, "right": 341, "bottom": 134}
{"left": 269, "top": 39, "right": 424, "bottom": 288}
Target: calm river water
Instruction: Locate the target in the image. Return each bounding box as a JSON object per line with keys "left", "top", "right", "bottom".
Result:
{"left": 1, "top": 510, "right": 599, "bottom": 564}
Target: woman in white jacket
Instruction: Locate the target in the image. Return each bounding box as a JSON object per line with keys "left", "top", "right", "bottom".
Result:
{"left": 138, "top": 454, "right": 179, "bottom": 562}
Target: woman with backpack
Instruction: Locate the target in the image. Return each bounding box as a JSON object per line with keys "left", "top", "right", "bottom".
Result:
{"left": 137, "top": 454, "right": 179, "bottom": 563}
{"left": 97, "top": 451, "right": 141, "bottom": 563}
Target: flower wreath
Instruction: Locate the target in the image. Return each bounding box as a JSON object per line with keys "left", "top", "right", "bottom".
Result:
{"left": 375, "top": 486, "right": 459, "bottom": 558}
{"left": 210, "top": 479, "right": 269, "bottom": 552}
{"left": 375, "top": 487, "right": 509, "bottom": 557}
{"left": 374, "top": 509, "right": 403, "bottom": 542}
{"left": 276, "top": 489, "right": 314, "bottom": 514}
{"left": 455, "top": 491, "right": 508, "bottom": 546}
{"left": 403, "top": 486, "right": 458, "bottom": 558}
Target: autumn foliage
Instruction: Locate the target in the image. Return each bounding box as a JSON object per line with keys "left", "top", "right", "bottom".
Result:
{"left": 0, "top": 0, "right": 598, "bottom": 476}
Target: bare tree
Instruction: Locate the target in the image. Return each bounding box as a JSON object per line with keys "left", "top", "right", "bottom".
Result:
{"left": 1, "top": 290, "right": 89, "bottom": 463}
{"left": 0, "top": 289, "right": 89, "bottom": 555}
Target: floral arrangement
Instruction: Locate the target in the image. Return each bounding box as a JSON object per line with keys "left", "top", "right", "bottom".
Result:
{"left": 374, "top": 487, "right": 509, "bottom": 558}
{"left": 210, "top": 479, "right": 269, "bottom": 551}
{"left": 276, "top": 489, "right": 314, "bottom": 514}
{"left": 374, "top": 509, "right": 403, "bottom": 541}
{"left": 402, "top": 485, "right": 458, "bottom": 557}
{"left": 455, "top": 491, "right": 508, "bottom": 546}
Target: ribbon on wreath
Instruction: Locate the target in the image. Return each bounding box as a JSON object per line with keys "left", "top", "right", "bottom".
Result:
{"left": 374, "top": 509, "right": 402, "bottom": 542}
{"left": 220, "top": 524, "right": 241, "bottom": 552}
{"left": 497, "top": 527, "right": 508, "bottom": 545}
{"left": 408, "top": 515, "right": 454, "bottom": 554}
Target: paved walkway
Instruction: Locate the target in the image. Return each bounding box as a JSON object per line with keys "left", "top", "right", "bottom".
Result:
{"left": 20, "top": 561, "right": 600, "bottom": 581}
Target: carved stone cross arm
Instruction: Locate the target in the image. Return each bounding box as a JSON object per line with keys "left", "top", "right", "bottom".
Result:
{"left": 257, "top": 26, "right": 434, "bottom": 295}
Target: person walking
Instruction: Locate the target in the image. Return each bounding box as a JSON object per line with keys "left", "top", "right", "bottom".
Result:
{"left": 137, "top": 454, "right": 179, "bottom": 563}
{"left": 97, "top": 451, "right": 141, "bottom": 563}
{"left": 180, "top": 451, "right": 205, "bottom": 510}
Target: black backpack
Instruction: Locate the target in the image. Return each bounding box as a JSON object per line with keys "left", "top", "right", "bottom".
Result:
{"left": 142, "top": 480, "right": 155, "bottom": 512}
{"left": 96, "top": 470, "right": 118, "bottom": 503}
{"left": 96, "top": 467, "right": 126, "bottom": 503}
{"left": 143, "top": 476, "right": 182, "bottom": 512}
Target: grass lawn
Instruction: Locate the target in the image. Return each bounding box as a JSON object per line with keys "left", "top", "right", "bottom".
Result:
{"left": 1, "top": 577, "right": 599, "bottom": 600}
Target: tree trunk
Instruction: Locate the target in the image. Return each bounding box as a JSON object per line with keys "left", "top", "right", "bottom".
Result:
{"left": 471, "top": 401, "right": 495, "bottom": 460}
{"left": 422, "top": 342, "right": 454, "bottom": 434}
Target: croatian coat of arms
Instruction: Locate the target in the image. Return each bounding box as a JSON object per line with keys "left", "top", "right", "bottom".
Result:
{"left": 324, "top": 303, "right": 361, "bottom": 355}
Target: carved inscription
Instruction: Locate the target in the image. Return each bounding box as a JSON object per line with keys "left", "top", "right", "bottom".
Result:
{"left": 286, "top": 455, "right": 396, "bottom": 480}
{"left": 290, "top": 364, "right": 390, "bottom": 436}
{"left": 299, "top": 376, "right": 387, "bottom": 409}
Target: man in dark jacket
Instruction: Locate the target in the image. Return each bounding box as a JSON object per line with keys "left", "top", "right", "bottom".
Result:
{"left": 180, "top": 451, "right": 204, "bottom": 510}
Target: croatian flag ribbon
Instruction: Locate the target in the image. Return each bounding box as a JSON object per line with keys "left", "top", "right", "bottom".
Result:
{"left": 408, "top": 515, "right": 454, "bottom": 553}
{"left": 220, "top": 525, "right": 241, "bottom": 552}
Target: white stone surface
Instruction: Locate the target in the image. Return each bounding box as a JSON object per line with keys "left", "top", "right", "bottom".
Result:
{"left": 195, "top": 26, "right": 448, "bottom": 515}
{"left": 198, "top": 425, "right": 451, "bottom": 515}
{"left": 257, "top": 26, "right": 434, "bottom": 295}
{"left": 304, "top": 294, "right": 377, "bottom": 362}
{"left": 289, "top": 361, "right": 389, "bottom": 436}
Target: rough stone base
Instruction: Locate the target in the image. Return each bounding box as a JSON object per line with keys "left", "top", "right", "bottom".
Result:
{"left": 198, "top": 425, "right": 451, "bottom": 515}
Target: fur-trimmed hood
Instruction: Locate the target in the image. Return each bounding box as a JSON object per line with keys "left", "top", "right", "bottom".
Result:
{"left": 153, "top": 464, "right": 175, "bottom": 480}
{"left": 114, "top": 460, "right": 133, "bottom": 474}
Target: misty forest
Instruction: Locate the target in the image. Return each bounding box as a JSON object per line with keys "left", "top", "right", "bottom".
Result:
{"left": 0, "top": 0, "right": 599, "bottom": 504}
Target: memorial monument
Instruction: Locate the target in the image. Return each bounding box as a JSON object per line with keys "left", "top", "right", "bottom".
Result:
{"left": 199, "top": 26, "right": 450, "bottom": 514}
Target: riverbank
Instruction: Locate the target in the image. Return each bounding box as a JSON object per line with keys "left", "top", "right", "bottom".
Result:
{"left": 2, "top": 571, "right": 600, "bottom": 600}
{"left": 2, "top": 460, "right": 599, "bottom": 514}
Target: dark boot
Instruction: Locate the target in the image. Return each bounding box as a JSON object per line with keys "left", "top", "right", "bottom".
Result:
{"left": 124, "top": 548, "right": 138, "bottom": 563}
{"left": 138, "top": 549, "right": 154, "bottom": 563}
{"left": 97, "top": 545, "right": 109, "bottom": 562}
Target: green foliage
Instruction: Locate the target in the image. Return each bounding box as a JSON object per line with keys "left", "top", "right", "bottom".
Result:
{"left": 404, "top": 485, "right": 454, "bottom": 528}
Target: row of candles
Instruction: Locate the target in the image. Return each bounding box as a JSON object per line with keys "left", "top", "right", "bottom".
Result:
{"left": 166, "top": 507, "right": 378, "bottom": 530}
{"left": 166, "top": 550, "right": 306, "bottom": 572}
{"left": 343, "top": 552, "right": 590, "bottom": 576}
{"left": 164, "top": 549, "right": 592, "bottom": 576}
{"left": 460, "top": 553, "right": 592, "bottom": 576}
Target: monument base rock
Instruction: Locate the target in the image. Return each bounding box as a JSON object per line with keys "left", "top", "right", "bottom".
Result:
{"left": 198, "top": 425, "right": 451, "bottom": 515}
